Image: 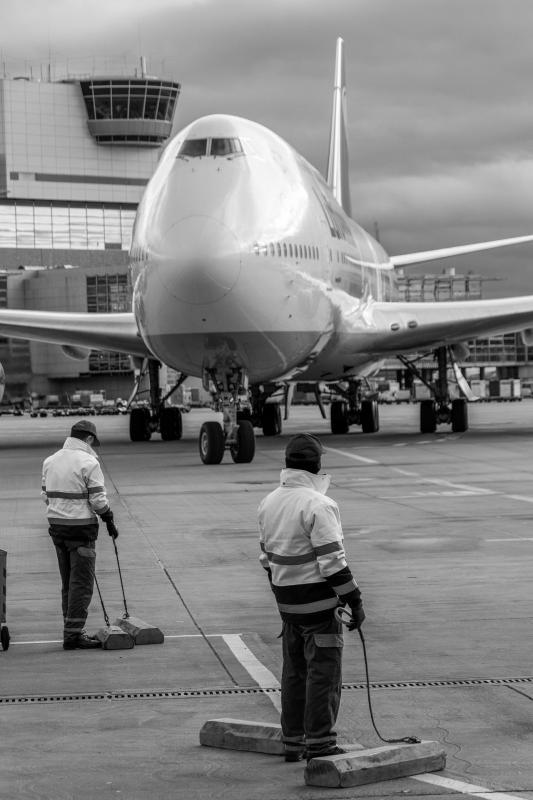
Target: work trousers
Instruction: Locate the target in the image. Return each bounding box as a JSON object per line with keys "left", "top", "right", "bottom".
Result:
{"left": 49, "top": 524, "right": 98, "bottom": 645}
{"left": 281, "top": 615, "right": 343, "bottom": 757}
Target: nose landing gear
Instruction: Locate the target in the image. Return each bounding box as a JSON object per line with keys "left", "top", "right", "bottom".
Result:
{"left": 199, "top": 367, "right": 256, "bottom": 465}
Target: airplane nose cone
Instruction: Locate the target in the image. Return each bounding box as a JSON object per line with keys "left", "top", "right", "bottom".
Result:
{"left": 157, "top": 215, "right": 242, "bottom": 304}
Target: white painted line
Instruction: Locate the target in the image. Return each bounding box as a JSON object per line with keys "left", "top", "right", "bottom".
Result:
{"left": 485, "top": 538, "right": 533, "bottom": 542}
{"left": 222, "top": 634, "right": 281, "bottom": 712}
{"left": 11, "top": 633, "right": 231, "bottom": 645}
{"left": 506, "top": 494, "right": 533, "bottom": 504}
{"left": 326, "top": 446, "right": 379, "bottom": 465}
{"left": 414, "top": 773, "right": 525, "bottom": 800}
{"left": 423, "top": 478, "right": 494, "bottom": 495}
{"left": 391, "top": 468, "right": 419, "bottom": 476}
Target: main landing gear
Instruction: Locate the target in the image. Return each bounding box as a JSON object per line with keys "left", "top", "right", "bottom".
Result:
{"left": 328, "top": 379, "right": 380, "bottom": 435}
{"left": 199, "top": 367, "right": 255, "bottom": 464}
{"left": 398, "top": 346, "right": 469, "bottom": 434}
{"left": 128, "top": 359, "right": 187, "bottom": 442}
{"left": 249, "top": 383, "right": 284, "bottom": 437}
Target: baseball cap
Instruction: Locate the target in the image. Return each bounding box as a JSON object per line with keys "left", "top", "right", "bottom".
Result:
{"left": 70, "top": 419, "right": 100, "bottom": 446}
{"left": 285, "top": 432, "right": 324, "bottom": 463}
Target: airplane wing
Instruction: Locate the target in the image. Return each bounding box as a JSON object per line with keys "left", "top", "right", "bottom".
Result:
{"left": 347, "top": 295, "right": 533, "bottom": 354}
{"left": 0, "top": 310, "right": 151, "bottom": 359}
{"left": 390, "top": 234, "right": 533, "bottom": 267}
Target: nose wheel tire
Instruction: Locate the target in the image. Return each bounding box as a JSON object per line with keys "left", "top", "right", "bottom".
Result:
{"left": 199, "top": 421, "right": 225, "bottom": 464}
{"left": 230, "top": 420, "right": 256, "bottom": 463}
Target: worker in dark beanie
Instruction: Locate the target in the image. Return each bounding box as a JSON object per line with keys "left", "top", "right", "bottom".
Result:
{"left": 258, "top": 432, "right": 365, "bottom": 762}
{"left": 41, "top": 420, "right": 118, "bottom": 650}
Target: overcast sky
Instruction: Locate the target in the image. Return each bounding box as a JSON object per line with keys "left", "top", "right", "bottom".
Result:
{"left": 2, "top": 0, "right": 533, "bottom": 297}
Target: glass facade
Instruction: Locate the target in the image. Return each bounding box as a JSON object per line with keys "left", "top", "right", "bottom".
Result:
{"left": 86, "top": 273, "right": 132, "bottom": 373}
{"left": 80, "top": 78, "right": 180, "bottom": 147}
{"left": 0, "top": 202, "right": 135, "bottom": 250}
{"left": 466, "top": 333, "right": 528, "bottom": 365}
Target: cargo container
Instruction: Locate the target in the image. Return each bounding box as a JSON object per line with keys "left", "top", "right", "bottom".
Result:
{"left": 470, "top": 379, "right": 487, "bottom": 400}
{"left": 412, "top": 380, "right": 431, "bottom": 401}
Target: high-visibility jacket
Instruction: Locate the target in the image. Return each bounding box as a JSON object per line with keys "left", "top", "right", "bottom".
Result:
{"left": 258, "top": 468, "right": 361, "bottom": 624}
{"left": 41, "top": 437, "right": 110, "bottom": 527}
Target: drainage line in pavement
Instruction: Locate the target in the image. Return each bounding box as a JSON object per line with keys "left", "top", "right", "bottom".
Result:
{"left": 2, "top": 675, "right": 533, "bottom": 705}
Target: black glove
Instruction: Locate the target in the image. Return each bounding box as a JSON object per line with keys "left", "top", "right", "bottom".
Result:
{"left": 347, "top": 603, "right": 365, "bottom": 631}
{"left": 100, "top": 509, "right": 113, "bottom": 523}
{"left": 106, "top": 519, "right": 119, "bottom": 539}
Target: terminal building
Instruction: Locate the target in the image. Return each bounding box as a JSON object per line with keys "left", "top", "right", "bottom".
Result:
{"left": 0, "top": 62, "right": 180, "bottom": 402}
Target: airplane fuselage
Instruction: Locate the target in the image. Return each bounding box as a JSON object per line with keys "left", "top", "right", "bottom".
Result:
{"left": 130, "top": 114, "right": 396, "bottom": 383}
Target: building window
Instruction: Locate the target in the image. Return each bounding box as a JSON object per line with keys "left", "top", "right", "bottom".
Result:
{"left": 0, "top": 202, "right": 135, "bottom": 250}
{"left": 86, "top": 273, "right": 132, "bottom": 373}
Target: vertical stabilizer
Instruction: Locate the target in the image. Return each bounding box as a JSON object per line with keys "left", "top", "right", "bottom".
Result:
{"left": 326, "top": 37, "right": 352, "bottom": 217}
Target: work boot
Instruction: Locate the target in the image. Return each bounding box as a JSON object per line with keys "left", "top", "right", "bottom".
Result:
{"left": 63, "top": 633, "right": 101, "bottom": 650}
{"left": 284, "top": 750, "right": 305, "bottom": 763}
{"left": 307, "top": 746, "right": 346, "bottom": 763}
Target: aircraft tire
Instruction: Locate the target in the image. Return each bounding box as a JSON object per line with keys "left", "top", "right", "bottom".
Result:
{"left": 230, "top": 420, "right": 256, "bottom": 463}
{"left": 199, "top": 421, "right": 225, "bottom": 464}
{"left": 262, "top": 404, "right": 282, "bottom": 436}
{"left": 451, "top": 398, "right": 468, "bottom": 433}
{"left": 1, "top": 625, "right": 10, "bottom": 651}
{"left": 130, "top": 407, "right": 151, "bottom": 441}
{"left": 420, "top": 399, "right": 437, "bottom": 434}
{"left": 160, "top": 406, "right": 183, "bottom": 440}
{"left": 331, "top": 401, "right": 349, "bottom": 434}
{"left": 361, "top": 399, "right": 379, "bottom": 433}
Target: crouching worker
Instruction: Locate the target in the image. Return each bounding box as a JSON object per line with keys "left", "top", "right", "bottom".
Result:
{"left": 258, "top": 433, "right": 365, "bottom": 762}
{"left": 41, "top": 420, "right": 118, "bottom": 650}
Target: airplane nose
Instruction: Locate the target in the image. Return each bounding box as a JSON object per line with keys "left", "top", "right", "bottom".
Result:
{"left": 156, "top": 215, "right": 242, "bottom": 305}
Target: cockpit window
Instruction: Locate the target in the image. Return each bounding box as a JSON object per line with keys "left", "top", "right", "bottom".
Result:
{"left": 211, "top": 137, "right": 243, "bottom": 156}
{"left": 177, "top": 137, "right": 244, "bottom": 158}
{"left": 178, "top": 138, "right": 208, "bottom": 157}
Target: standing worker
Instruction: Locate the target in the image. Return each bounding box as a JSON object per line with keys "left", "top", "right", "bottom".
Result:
{"left": 258, "top": 433, "right": 365, "bottom": 762}
{"left": 41, "top": 420, "right": 118, "bottom": 650}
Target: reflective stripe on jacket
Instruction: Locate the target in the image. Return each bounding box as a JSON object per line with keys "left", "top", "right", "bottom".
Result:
{"left": 258, "top": 468, "right": 359, "bottom": 623}
{"left": 41, "top": 437, "right": 110, "bottom": 526}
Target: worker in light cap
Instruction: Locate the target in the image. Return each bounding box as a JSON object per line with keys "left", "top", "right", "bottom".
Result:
{"left": 41, "top": 420, "right": 118, "bottom": 650}
{"left": 258, "top": 432, "right": 365, "bottom": 763}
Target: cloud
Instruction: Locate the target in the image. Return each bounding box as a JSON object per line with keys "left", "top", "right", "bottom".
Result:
{"left": 2, "top": 0, "right": 533, "bottom": 295}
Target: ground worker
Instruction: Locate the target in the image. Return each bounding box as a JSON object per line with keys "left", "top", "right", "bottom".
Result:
{"left": 41, "top": 420, "right": 118, "bottom": 650}
{"left": 258, "top": 432, "right": 365, "bottom": 762}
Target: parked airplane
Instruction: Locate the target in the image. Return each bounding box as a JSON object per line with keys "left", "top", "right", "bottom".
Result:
{"left": 2, "top": 38, "right": 533, "bottom": 464}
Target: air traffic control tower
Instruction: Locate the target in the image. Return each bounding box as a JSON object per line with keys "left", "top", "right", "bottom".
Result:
{"left": 0, "top": 61, "right": 180, "bottom": 399}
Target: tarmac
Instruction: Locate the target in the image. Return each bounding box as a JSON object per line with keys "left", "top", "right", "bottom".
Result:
{"left": 1, "top": 401, "right": 533, "bottom": 799}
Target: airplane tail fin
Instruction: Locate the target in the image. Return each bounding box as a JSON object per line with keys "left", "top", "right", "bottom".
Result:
{"left": 326, "top": 37, "right": 352, "bottom": 218}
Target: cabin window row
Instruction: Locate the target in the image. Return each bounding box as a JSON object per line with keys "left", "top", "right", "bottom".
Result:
{"left": 253, "top": 242, "right": 320, "bottom": 260}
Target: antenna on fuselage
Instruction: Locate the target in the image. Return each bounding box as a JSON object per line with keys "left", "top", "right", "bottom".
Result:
{"left": 326, "top": 37, "right": 352, "bottom": 218}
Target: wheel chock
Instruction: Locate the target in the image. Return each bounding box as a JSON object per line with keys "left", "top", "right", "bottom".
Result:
{"left": 199, "top": 718, "right": 285, "bottom": 755}
{"left": 114, "top": 616, "right": 164, "bottom": 645}
{"left": 304, "top": 740, "right": 446, "bottom": 788}
{"left": 95, "top": 624, "right": 135, "bottom": 650}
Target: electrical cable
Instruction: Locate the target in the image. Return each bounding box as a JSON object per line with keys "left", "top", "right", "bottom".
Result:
{"left": 335, "top": 607, "right": 421, "bottom": 745}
